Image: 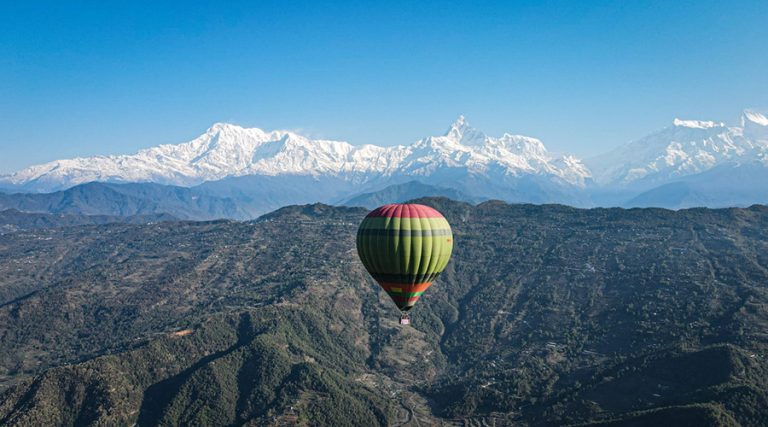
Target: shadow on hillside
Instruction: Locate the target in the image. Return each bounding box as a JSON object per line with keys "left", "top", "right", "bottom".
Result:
{"left": 136, "top": 313, "right": 253, "bottom": 425}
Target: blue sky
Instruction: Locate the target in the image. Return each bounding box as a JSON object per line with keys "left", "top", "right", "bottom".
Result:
{"left": 1, "top": 0, "right": 767, "bottom": 173}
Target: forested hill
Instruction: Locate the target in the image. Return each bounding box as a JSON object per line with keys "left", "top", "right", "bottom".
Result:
{"left": 0, "top": 208, "right": 178, "bottom": 231}
{"left": 0, "top": 199, "right": 767, "bottom": 426}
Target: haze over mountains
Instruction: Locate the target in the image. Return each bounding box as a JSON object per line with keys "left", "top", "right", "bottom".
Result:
{"left": 1, "top": 110, "right": 767, "bottom": 218}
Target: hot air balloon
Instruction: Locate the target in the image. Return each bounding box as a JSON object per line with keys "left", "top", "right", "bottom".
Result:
{"left": 356, "top": 203, "right": 453, "bottom": 325}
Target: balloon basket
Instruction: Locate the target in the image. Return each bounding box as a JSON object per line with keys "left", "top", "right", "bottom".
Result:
{"left": 399, "top": 313, "right": 410, "bottom": 325}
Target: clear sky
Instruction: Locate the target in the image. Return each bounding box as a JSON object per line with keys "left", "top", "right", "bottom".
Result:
{"left": 1, "top": 0, "right": 767, "bottom": 173}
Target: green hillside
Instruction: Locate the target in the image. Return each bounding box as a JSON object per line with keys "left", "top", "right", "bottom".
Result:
{"left": 1, "top": 199, "right": 767, "bottom": 426}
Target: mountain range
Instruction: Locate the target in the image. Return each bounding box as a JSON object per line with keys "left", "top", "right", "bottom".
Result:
{"left": 1, "top": 110, "right": 767, "bottom": 218}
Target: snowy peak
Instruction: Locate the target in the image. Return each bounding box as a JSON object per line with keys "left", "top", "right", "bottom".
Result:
{"left": 446, "top": 115, "right": 465, "bottom": 132}
{"left": 440, "top": 117, "right": 550, "bottom": 160}
{"left": 742, "top": 109, "right": 768, "bottom": 141}
{"left": 443, "top": 115, "right": 487, "bottom": 146}
{"left": 495, "top": 134, "right": 548, "bottom": 158}
{"left": 445, "top": 115, "right": 470, "bottom": 138}
{"left": 402, "top": 117, "right": 590, "bottom": 186}
{"left": 588, "top": 110, "right": 768, "bottom": 187}
{"left": 742, "top": 110, "right": 768, "bottom": 127}
{"left": 673, "top": 118, "right": 725, "bottom": 129}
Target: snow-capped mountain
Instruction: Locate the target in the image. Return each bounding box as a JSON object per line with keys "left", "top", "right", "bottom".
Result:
{"left": 0, "top": 117, "right": 590, "bottom": 193}
{"left": 2, "top": 110, "right": 768, "bottom": 216}
{"left": 1, "top": 124, "right": 396, "bottom": 191}
{"left": 397, "top": 116, "right": 590, "bottom": 186}
{"left": 587, "top": 110, "right": 768, "bottom": 189}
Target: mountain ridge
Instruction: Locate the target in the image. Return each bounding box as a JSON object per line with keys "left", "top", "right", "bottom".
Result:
{"left": 0, "top": 117, "right": 589, "bottom": 193}
{"left": 2, "top": 110, "right": 767, "bottom": 211}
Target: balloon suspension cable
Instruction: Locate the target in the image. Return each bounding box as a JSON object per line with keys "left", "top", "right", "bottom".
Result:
{"left": 399, "top": 312, "right": 410, "bottom": 325}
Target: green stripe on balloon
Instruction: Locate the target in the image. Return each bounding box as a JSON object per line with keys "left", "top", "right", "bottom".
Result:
{"left": 371, "top": 272, "right": 442, "bottom": 284}
{"left": 357, "top": 228, "right": 452, "bottom": 237}
{"left": 358, "top": 216, "right": 450, "bottom": 231}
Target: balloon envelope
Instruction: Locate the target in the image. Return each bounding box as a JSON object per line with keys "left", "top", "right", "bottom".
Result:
{"left": 356, "top": 203, "right": 453, "bottom": 311}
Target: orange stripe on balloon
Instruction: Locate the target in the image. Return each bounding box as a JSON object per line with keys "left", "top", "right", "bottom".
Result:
{"left": 377, "top": 281, "right": 433, "bottom": 293}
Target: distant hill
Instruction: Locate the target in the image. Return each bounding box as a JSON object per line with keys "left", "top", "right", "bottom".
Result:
{"left": 194, "top": 174, "right": 356, "bottom": 218}
{"left": 0, "top": 182, "right": 246, "bottom": 220}
{"left": 0, "top": 208, "right": 177, "bottom": 232}
{"left": 342, "top": 180, "right": 480, "bottom": 208}
{"left": 1, "top": 200, "right": 767, "bottom": 425}
{"left": 625, "top": 161, "right": 768, "bottom": 209}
